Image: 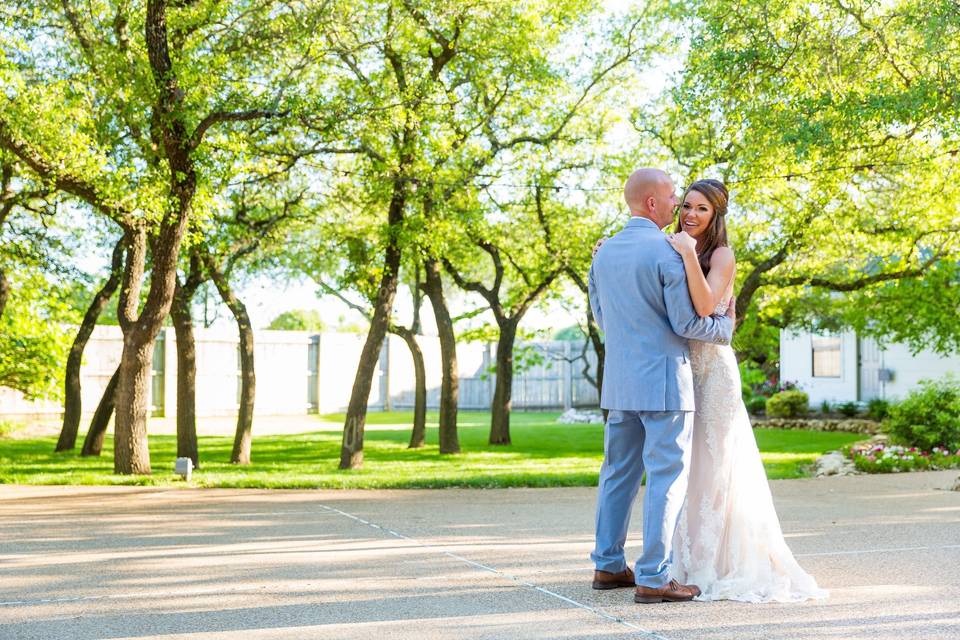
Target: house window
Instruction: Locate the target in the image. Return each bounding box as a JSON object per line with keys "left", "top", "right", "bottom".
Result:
{"left": 812, "top": 335, "right": 841, "bottom": 378}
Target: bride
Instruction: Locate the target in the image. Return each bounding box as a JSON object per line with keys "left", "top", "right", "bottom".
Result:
{"left": 664, "top": 178, "right": 827, "bottom": 603}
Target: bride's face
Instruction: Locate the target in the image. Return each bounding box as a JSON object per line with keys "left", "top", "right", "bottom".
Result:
{"left": 680, "top": 189, "right": 714, "bottom": 240}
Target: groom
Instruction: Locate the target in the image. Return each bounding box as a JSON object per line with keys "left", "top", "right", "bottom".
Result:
{"left": 588, "top": 168, "right": 734, "bottom": 603}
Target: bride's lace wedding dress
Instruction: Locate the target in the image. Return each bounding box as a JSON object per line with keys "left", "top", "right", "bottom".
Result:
{"left": 672, "top": 300, "right": 828, "bottom": 603}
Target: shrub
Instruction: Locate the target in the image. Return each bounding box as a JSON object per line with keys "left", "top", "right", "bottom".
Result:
{"left": 739, "top": 361, "right": 802, "bottom": 417}
{"left": 766, "top": 389, "right": 810, "bottom": 418}
{"left": 745, "top": 396, "right": 767, "bottom": 415}
{"left": 739, "top": 361, "right": 767, "bottom": 396}
{"left": 837, "top": 401, "right": 860, "bottom": 418}
{"left": 740, "top": 361, "right": 770, "bottom": 415}
{"left": 866, "top": 398, "right": 890, "bottom": 421}
{"left": 885, "top": 378, "right": 960, "bottom": 450}
{"left": 820, "top": 400, "right": 831, "bottom": 415}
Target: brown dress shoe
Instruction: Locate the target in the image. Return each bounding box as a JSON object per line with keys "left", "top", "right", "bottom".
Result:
{"left": 634, "top": 579, "right": 702, "bottom": 603}
{"left": 592, "top": 567, "right": 636, "bottom": 590}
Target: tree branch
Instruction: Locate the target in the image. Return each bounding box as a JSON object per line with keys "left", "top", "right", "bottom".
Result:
{"left": 316, "top": 279, "right": 373, "bottom": 320}
{"left": 190, "top": 109, "right": 287, "bottom": 151}
{"left": 834, "top": 0, "right": 913, "bottom": 88}
{"left": 477, "top": 240, "right": 505, "bottom": 299}
{"left": 442, "top": 257, "right": 490, "bottom": 300}
{"left": 500, "top": 246, "right": 532, "bottom": 288}
{"left": 399, "top": 1, "right": 463, "bottom": 80}
{"left": 766, "top": 255, "right": 938, "bottom": 291}
{"left": 60, "top": 0, "right": 95, "bottom": 55}
{"left": 117, "top": 227, "right": 146, "bottom": 330}
{"left": 566, "top": 266, "right": 588, "bottom": 294}
{"left": 490, "top": 13, "right": 647, "bottom": 152}
{"left": 515, "top": 268, "right": 561, "bottom": 317}
{"left": 0, "top": 119, "right": 129, "bottom": 224}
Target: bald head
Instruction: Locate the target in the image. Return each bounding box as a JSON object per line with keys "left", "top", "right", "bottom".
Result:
{"left": 623, "top": 168, "right": 677, "bottom": 228}
{"left": 624, "top": 168, "right": 670, "bottom": 211}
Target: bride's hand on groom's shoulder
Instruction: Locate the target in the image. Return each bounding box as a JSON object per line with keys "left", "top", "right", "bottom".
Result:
{"left": 592, "top": 237, "right": 607, "bottom": 258}
{"left": 666, "top": 231, "right": 697, "bottom": 257}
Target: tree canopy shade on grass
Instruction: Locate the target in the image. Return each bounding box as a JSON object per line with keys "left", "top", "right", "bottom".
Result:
{"left": 0, "top": 412, "right": 863, "bottom": 489}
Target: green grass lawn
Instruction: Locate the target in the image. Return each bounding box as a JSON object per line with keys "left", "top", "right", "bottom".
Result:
{"left": 0, "top": 411, "right": 863, "bottom": 489}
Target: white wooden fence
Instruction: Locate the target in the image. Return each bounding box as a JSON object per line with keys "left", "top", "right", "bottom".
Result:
{"left": 0, "top": 326, "right": 600, "bottom": 418}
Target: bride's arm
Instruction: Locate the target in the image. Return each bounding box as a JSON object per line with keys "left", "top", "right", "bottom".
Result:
{"left": 666, "top": 233, "right": 736, "bottom": 318}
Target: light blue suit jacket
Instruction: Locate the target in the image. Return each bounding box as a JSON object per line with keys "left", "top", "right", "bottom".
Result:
{"left": 588, "top": 216, "right": 733, "bottom": 412}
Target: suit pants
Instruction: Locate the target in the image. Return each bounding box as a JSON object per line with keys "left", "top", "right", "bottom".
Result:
{"left": 590, "top": 409, "right": 694, "bottom": 588}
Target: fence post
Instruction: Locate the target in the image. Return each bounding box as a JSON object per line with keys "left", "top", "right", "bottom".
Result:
{"left": 381, "top": 337, "right": 391, "bottom": 412}
{"left": 149, "top": 328, "right": 166, "bottom": 418}
{"left": 308, "top": 334, "right": 320, "bottom": 414}
{"left": 486, "top": 341, "right": 494, "bottom": 405}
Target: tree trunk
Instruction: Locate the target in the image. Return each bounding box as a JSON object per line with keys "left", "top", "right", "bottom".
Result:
{"left": 340, "top": 184, "right": 405, "bottom": 469}
{"left": 232, "top": 310, "right": 255, "bottom": 465}
{"left": 422, "top": 259, "right": 460, "bottom": 453}
{"left": 341, "top": 332, "right": 389, "bottom": 468}
{"left": 56, "top": 239, "right": 124, "bottom": 452}
{"left": 735, "top": 245, "right": 790, "bottom": 326}
{"left": 111, "top": 219, "right": 189, "bottom": 475}
{"left": 171, "top": 282, "right": 200, "bottom": 468}
{"left": 107, "top": 0, "right": 199, "bottom": 475}
{"left": 81, "top": 365, "right": 119, "bottom": 457}
{"left": 0, "top": 266, "right": 8, "bottom": 322}
{"left": 393, "top": 326, "right": 427, "bottom": 448}
{"left": 113, "top": 335, "right": 154, "bottom": 474}
{"left": 568, "top": 268, "right": 605, "bottom": 416}
{"left": 112, "top": 227, "right": 158, "bottom": 476}
{"left": 0, "top": 199, "right": 10, "bottom": 321}
{"left": 207, "top": 262, "right": 255, "bottom": 465}
{"left": 489, "top": 319, "right": 519, "bottom": 445}
{"left": 585, "top": 295, "right": 605, "bottom": 400}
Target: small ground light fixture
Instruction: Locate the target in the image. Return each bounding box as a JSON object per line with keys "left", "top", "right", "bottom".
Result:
{"left": 175, "top": 457, "right": 194, "bottom": 481}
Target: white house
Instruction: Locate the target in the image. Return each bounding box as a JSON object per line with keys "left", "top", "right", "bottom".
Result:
{"left": 780, "top": 330, "right": 960, "bottom": 406}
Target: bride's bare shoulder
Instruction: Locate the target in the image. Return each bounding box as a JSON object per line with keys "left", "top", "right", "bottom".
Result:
{"left": 710, "top": 246, "right": 736, "bottom": 267}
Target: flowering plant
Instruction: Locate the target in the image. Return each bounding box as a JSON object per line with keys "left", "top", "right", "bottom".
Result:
{"left": 846, "top": 442, "right": 960, "bottom": 473}
{"left": 740, "top": 362, "right": 800, "bottom": 415}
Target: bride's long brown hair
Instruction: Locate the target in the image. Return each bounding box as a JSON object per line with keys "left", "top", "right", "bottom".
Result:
{"left": 674, "top": 179, "right": 729, "bottom": 276}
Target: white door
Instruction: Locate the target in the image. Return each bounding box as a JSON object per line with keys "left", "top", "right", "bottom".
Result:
{"left": 858, "top": 337, "right": 882, "bottom": 401}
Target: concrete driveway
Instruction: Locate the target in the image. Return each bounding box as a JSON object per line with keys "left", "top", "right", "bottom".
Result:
{"left": 1, "top": 471, "right": 958, "bottom": 640}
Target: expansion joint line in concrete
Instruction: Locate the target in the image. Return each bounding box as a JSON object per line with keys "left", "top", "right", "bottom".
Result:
{"left": 316, "top": 503, "right": 673, "bottom": 640}
{"left": 796, "top": 544, "right": 960, "bottom": 557}
{"left": 0, "top": 585, "right": 273, "bottom": 608}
